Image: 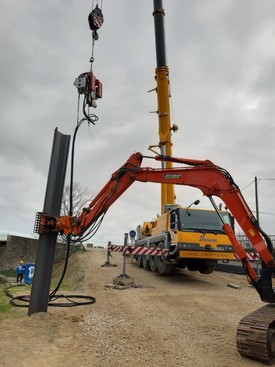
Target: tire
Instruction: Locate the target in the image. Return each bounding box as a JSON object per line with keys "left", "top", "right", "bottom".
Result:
{"left": 176, "top": 260, "right": 186, "bottom": 269}
{"left": 137, "top": 255, "right": 143, "bottom": 268}
{"left": 142, "top": 255, "right": 150, "bottom": 270}
{"left": 186, "top": 261, "right": 199, "bottom": 272}
{"left": 149, "top": 244, "right": 157, "bottom": 272}
{"left": 198, "top": 260, "right": 217, "bottom": 274}
{"left": 156, "top": 242, "right": 174, "bottom": 274}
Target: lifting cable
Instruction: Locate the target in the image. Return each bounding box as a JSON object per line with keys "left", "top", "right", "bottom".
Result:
{"left": 68, "top": 0, "right": 105, "bottom": 244}
{"left": 7, "top": 3, "right": 105, "bottom": 308}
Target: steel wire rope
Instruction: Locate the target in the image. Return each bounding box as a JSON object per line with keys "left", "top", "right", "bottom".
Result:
{"left": 8, "top": 3, "right": 107, "bottom": 308}
{"left": 91, "top": 0, "right": 103, "bottom": 13}
{"left": 8, "top": 95, "right": 96, "bottom": 308}
{"left": 45, "top": 91, "right": 101, "bottom": 304}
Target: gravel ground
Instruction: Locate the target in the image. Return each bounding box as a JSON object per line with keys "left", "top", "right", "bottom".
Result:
{"left": 0, "top": 248, "right": 267, "bottom": 367}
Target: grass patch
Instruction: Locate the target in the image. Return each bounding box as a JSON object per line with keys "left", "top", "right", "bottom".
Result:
{"left": 0, "top": 297, "right": 12, "bottom": 313}
{"left": 0, "top": 272, "right": 14, "bottom": 314}
{"left": 51, "top": 251, "right": 85, "bottom": 292}
{"left": 0, "top": 250, "right": 86, "bottom": 315}
{"left": 1, "top": 269, "right": 16, "bottom": 278}
{"left": 0, "top": 283, "right": 34, "bottom": 316}
{"left": 0, "top": 284, "right": 13, "bottom": 314}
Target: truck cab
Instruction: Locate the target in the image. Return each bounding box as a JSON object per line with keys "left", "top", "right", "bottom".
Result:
{"left": 137, "top": 205, "right": 235, "bottom": 274}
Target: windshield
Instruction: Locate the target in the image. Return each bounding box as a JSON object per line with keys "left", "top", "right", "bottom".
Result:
{"left": 177, "top": 209, "right": 232, "bottom": 233}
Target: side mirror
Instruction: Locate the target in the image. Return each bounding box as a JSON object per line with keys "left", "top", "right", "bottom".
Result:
{"left": 170, "top": 212, "right": 177, "bottom": 231}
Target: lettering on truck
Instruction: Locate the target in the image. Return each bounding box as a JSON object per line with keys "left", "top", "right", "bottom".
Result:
{"left": 199, "top": 234, "right": 217, "bottom": 243}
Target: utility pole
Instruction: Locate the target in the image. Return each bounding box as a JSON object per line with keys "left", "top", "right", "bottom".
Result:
{"left": 255, "top": 176, "right": 260, "bottom": 224}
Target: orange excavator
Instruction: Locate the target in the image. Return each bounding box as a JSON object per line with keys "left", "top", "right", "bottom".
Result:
{"left": 35, "top": 150, "right": 275, "bottom": 363}
{"left": 32, "top": 1, "right": 275, "bottom": 364}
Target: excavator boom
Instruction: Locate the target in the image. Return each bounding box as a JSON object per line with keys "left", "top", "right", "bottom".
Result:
{"left": 35, "top": 151, "right": 275, "bottom": 363}
{"left": 36, "top": 152, "right": 274, "bottom": 296}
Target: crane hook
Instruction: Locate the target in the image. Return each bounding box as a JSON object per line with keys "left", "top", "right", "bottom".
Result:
{"left": 88, "top": 4, "right": 104, "bottom": 40}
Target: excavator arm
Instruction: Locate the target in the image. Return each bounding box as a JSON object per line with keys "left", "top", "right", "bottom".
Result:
{"left": 35, "top": 151, "right": 275, "bottom": 364}
{"left": 36, "top": 151, "right": 275, "bottom": 301}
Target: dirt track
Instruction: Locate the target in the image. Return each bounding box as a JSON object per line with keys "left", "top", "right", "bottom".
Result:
{"left": 0, "top": 248, "right": 266, "bottom": 367}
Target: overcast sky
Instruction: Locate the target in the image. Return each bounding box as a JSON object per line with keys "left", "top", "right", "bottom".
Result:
{"left": 1, "top": 0, "right": 275, "bottom": 246}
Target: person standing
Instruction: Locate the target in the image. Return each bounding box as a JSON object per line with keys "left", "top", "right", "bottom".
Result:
{"left": 16, "top": 261, "right": 26, "bottom": 283}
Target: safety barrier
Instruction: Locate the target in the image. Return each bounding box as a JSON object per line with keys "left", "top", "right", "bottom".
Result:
{"left": 108, "top": 244, "right": 123, "bottom": 253}
{"left": 107, "top": 244, "right": 169, "bottom": 256}
{"left": 234, "top": 252, "right": 260, "bottom": 261}
{"left": 107, "top": 243, "right": 260, "bottom": 262}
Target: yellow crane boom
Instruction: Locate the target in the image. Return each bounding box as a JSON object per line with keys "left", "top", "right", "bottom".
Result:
{"left": 152, "top": 1, "right": 177, "bottom": 213}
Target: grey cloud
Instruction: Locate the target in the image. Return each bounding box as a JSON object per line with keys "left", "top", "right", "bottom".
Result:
{"left": 1, "top": 0, "right": 274, "bottom": 245}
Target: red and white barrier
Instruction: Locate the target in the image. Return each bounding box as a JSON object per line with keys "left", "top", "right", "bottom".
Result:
{"left": 108, "top": 244, "right": 168, "bottom": 256}
{"left": 108, "top": 244, "right": 123, "bottom": 253}
{"left": 126, "top": 246, "right": 168, "bottom": 256}
{"left": 108, "top": 244, "right": 260, "bottom": 260}
{"left": 234, "top": 252, "right": 260, "bottom": 261}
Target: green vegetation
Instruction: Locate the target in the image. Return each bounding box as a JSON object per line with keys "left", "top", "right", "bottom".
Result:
{"left": 51, "top": 251, "right": 85, "bottom": 291}
{"left": 0, "top": 295, "right": 12, "bottom": 313}
{"left": 0, "top": 272, "right": 13, "bottom": 313}
{"left": 1, "top": 269, "right": 16, "bottom": 278}
{"left": 0, "top": 283, "right": 13, "bottom": 314}
{"left": 0, "top": 250, "right": 86, "bottom": 315}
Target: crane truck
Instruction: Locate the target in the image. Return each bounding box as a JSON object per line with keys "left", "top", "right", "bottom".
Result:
{"left": 135, "top": 204, "right": 235, "bottom": 274}
{"left": 134, "top": 0, "right": 235, "bottom": 274}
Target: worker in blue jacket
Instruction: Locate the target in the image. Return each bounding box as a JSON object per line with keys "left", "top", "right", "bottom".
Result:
{"left": 16, "top": 261, "right": 26, "bottom": 283}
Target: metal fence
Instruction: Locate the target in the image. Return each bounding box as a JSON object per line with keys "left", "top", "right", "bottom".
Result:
{"left": 236, "top": 234, "right": 275, "bottom": 249}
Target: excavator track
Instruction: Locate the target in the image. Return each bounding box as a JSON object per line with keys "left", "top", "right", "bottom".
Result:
{"left": 237, "top": 304, "right": 275, "bottom": 365}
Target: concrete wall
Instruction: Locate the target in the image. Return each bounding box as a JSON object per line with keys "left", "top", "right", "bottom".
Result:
{"left": 0, "top": 235, "right": 78, "bottom": 271}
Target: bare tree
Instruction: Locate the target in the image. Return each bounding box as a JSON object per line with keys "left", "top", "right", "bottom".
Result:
{"left": 61, "top": 182, "right": 93, "bottom": 217}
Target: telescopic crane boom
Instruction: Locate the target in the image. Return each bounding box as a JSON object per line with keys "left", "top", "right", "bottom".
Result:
{"left": 152, "top": 0, "right": 177, "bottom": 213}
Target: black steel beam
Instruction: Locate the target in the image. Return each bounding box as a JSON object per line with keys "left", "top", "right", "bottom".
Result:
{"left": 28, "top": 128, "right": 70, "bottom": 315}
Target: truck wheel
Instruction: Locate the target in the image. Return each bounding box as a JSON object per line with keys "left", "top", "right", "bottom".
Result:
{"left": 142, "top": 255, "right": 150, "bottom": 270}
{"left": 198, "top": 260, "right": 217, "bottom": 274}
{"left": 176, "top": 260, "right": 186, "bottom": 269}
{"left": 137, "top": 255, "right": 143, "bottom": 268}
{"left": 156, "top": 242, "right": 173, "bottom": 274}
{"left": 186, "top": 261, "right": 199, "bottom": 271}
{"left": 149, "top": 244, "right": 157, "bottom": 272}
